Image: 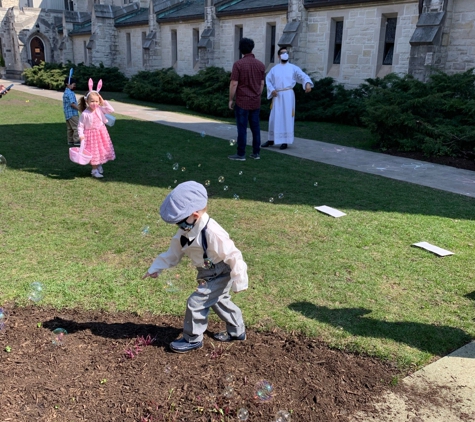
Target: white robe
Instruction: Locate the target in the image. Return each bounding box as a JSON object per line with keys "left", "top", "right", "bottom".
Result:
{"left": 266, "top": 63, "right": 313, "bottom": 145}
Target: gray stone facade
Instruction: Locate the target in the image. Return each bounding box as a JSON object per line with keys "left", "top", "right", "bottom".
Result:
{"left": 0, "top": 0, "right": 474, "bottom": 86}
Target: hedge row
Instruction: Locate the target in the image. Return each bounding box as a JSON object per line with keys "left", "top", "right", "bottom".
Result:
{"left": 22, "top": 63, "right": 475, "bottom": 158}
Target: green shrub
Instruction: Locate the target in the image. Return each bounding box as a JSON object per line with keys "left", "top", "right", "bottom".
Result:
{"left": 182, "top": 67, "right": 233, "bottom": 117}
{"left": 124, "top": 68, "right": 184, "bottom": 104}
{"left": 0, "top": 55, "right": 5, "bottom": 67}
{"left": 22, "top": 62, "right": 128, "bottom": 92}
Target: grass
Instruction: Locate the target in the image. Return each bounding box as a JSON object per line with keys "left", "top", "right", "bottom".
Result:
{"left": 1, "top": 89, "right": 474, "bottom": 370}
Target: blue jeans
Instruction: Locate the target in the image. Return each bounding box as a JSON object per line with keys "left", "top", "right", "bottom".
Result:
{"left": 234, "top": 104, "right": 261, "bottom": 157}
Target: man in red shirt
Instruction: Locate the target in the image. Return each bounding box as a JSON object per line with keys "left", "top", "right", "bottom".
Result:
{"left": 228, "top": 38, "right": 265, "bottom": 161}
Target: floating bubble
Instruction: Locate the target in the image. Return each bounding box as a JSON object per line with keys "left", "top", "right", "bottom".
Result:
{"left": 238, "top": 171, "right": 243, "bottom": 176}
{"left": 164, "top": 365, "right": 171, "bottom": 374}
{"left": 233, "top": 194, "right": 239, "bottom": 200}
{"left": 174, "top": 179, "right": 178, "bottom": 184}
{"left": 223, "top": 373, "right": 235, "bottom": 385}
{"left": 196, "top": 279, "right": 208, "bottom": 293}
{"left": 314, "top": 182, "right": 318, "bottom": 187}
{"left": 275, "top": 410, "right": 291, "bottom": 422}
{"left": 141, "top": 226, "right": 150, "bottom": 236}
{"left": 0, "top": 308, "right": 7, "bottom": 331}
{"left": 218, "top": 176, "right": 225, "bottom": 183}
{"left": 167, "top": 185, "right": 172, "bottom": 189}
{"left": 52, "top": 328, "right": 67, "bottom": 346}
{"left": 229, "top": 139, "right": 236, "bottom": 146}
{"left": 253, "top": 177, "right": 257, "bottom": 182}
{"left": 204, "top": 180, "right": 211, "bottom": 187}
{"left": 222, "top": 385, "right": 234, "bottom": 398}
{"left": 164, "top": 279, "right": 180, "bottom": 293}
{"left": 200, "top": 131, "right": 206, "bottom": 137}
{"left": 269, "top": 197, "right": 274, "bottom": 203}
{"left": 166, "top": 152, "right": 173, "bottom": 160}
{"left": 0, "top": 155, "right": 7, "bottom": 174}
{"left": 237, "top": 408, "right": 249, "bottom": 421}
{"left": 255, "top": 380, "right": 273, "bottom": 402}
{"left": 278, "top": 193, "right": 284, "bottom": 199}
{"left": 172, "top": 163, "right": 179, "bottom": 170}
{"left": 223, "top": 185, "right": 229, "bottom": 191}
{"left": 198, "top": 163, "right": 201, "bottom": 167}
{"left": 28, "top": 281, "right": 44, "bottom": 302}
{"left": 181, "top": 167, "right": 186, "bottom": 172}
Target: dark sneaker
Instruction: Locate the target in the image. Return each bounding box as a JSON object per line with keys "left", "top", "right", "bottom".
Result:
{"left": 228, "top": 154, "right": 246, "bottom": 161}
{"left": 213, "top": 331, "right": 246, "bottom": 342}
{"left": 249, "top": 154, "right": 260, "bottom": 160}
{"left": 170, "top": 337, "right": 203, "bottom": 353}
{"left": 279, "top": 143, "right": 288, "bottom": 150}
{"left": 262, "top": 141, "right": 274, "bottom": 147}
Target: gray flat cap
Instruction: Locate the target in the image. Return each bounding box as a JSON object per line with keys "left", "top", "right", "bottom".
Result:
{"left": 160, "top": 181, "right": 208, "bottom": 223}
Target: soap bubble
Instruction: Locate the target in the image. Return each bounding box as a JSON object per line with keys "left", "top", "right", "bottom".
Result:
{"left": 233, "top": 194, "right": 239, "bottom": 200}
{"left": 0, "top": 308, "right": 8, "bottom": 331}
{"left": 223, "top": 373, "right": 235, "bottom": 385}
{"left": 255, "top": 380, "right": 273, "bottom": 402}
{"left": 28, "top": 281, "right": 44, "bottom": 302}
{"left": 198, "top": 163, "right": 201, "bottom": 167}
{"left": 222, "top": 385, "right": 234, "bottom": 398}
{"left": 172, "top": 163, "right": 179, "bottom": 170}
{"left": 275, "top": 410, "right": 291, "bottom": 422}
{"left": 204, "top": 180, "right": 211, "bottom": 187}
{"left": 166, "top": 152, "right": 173, "bottom": 160}
{"left": 253, "top": 177, "right": 257, "bottom": 182}
{"left": 181, "top": 167, "right": 186, "bottom": 172}
{"left": 229, "top": 139, "right": 236, "bottom": 146}
{"left": 218, "top": 176, "right": 225, "bottom": 183}
{"left": 52, "top": 328, "right": 67, "bottom": 346}
{"left": 164, "top": 279, "right": 180, "bottom": 293}
{"left": 0, "top": 155, "right": 7, "bottom": 174}
{"left": 141, "top": 226, "right": 150, "bottom": 236}
{"left": 196, "top": 279, "right": 208, "bottom": 293}
{"left": 269, "top": 197, "right": 274, "bottom": 203}
{"left": 314, "top": 182, "right": 318, "bottom": 187}
{"left": 223, "top": 185, "right": 229, "bottom": 191}
{"left": 238, "top": 171, "right": 243, "bottom": 176}
{"left": 278, "top": 193, "right": 284, "bottom": 199}
{"left": 174, "top": 179, "right": 178, "bottom": 184}
{"left": 237, "top": 408, "right": 249, "bottom": 421}
{"left": 167, "top": 185, "right": 172, "bottom": 189}
{"left": 200, "top": 131, "right": 206, "bottom": 137}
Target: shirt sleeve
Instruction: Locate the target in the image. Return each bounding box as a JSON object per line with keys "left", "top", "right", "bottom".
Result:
{"left": 266, "top": 69, "right": 276, "bottom": 100}
{"left": 100, "top": 100, "right": 114, "bottom": 114}
{"left": 77, "top": 113, "right": 85, "bottom": 138}
{"left": 207, "top": 225, "right": 248, "bottom": 293}
{"left": 294, "top": 65, "right": 314, "bottom": 89}
{"left": 147, "top": 234, "right": 185, "bottom": 275}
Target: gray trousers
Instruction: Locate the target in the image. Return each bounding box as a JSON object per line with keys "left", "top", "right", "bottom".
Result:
{"left": 183, "top": 261, "right": 245, "bottom": 343}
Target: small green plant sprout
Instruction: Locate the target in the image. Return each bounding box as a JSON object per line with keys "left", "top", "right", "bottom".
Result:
{"left": 5, "top": 345, "right": 11, "bottom": 353}
{"left": 37, "top": 322, "right": 42, "bottom": 328}
{"left": 100, "top": 379, "right": 107, "bottom": 384}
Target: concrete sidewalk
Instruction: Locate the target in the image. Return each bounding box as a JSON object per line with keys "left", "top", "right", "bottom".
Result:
{"left": 4, "top": 80, "right": 475, "bottom": 421}
{"left": 5, "top": 79, "right": 475, "bottom": 198}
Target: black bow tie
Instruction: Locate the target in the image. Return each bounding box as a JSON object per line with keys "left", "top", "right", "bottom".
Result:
{"left": 180, "top": 236, "right": 194, "bottom": 247}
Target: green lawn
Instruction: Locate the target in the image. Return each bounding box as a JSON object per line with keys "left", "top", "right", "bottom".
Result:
{"left": 1, "top": 90, "right": 474, "bottom": 370}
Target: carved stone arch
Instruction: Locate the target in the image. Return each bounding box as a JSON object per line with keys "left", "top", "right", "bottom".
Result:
{"left": 28, "top": 34, "right": 51, "bottom": 65}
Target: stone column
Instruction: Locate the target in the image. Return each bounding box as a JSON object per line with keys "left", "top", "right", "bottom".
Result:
{"left": 198, "top": 0, "right": 216, "bottom": 69}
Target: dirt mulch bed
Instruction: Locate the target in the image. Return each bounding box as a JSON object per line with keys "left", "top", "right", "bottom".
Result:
{"left": 0, "top": 306, "right": 407, "bottom": 422}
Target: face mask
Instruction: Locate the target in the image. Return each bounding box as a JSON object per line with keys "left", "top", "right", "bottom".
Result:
{"left": 176, "top": 217, "right": 196, "bottom": 231}
{"left": 280, "top": 53, "right": 289, "bottom": 61}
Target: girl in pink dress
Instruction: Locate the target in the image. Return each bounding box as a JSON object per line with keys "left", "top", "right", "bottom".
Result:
{"left": 78, "top": 79, "right": 116, "bottom": 178}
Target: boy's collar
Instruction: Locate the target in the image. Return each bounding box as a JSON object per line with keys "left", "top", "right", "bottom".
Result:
{"left": 181, "top": 212, "right": 209, "bottom": 240}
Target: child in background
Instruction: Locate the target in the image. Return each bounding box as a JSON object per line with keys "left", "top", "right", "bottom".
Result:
{"left": 62, "top": 77, "right": 80, "bottom": 147}
{"left": 77, "top": 79, "right": 115, "bottom": 179}
{"left": 143, "top": 181, "right": 248, "bottom": 353}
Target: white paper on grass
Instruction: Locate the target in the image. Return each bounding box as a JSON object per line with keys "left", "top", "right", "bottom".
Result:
{"left": 314, "top": 205, "right": 346, "bottom": 218}
{"left": 412, "top": 242, "right": 454, "bottom": 257}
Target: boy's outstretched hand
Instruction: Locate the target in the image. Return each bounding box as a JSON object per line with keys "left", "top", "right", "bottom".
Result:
{"left": 142, "top": 272, "right": 159, "bottom": 279}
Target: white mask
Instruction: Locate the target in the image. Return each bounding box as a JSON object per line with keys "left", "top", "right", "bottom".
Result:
{"left": 280, "top": 53, "right": 289, "bottom": 61}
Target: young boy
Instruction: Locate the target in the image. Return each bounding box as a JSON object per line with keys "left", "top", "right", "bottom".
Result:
{"left": 143, "top": 181, "right": 248, "bottom": 353}
{"left": 63, "top": 76, "right": 80, "bottom": 147}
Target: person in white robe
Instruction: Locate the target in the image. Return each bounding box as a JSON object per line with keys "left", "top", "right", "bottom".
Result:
{"left": 263, "top": 47, "right": 314, "bottom": 150}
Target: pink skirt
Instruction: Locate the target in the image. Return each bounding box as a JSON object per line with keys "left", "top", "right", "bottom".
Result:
{"left": 83, "top": 126, "right": 116, "bottom": 166}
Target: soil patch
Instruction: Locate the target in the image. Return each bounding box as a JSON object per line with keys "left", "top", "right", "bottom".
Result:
{"left": 0, "top": 306, "right": 407, "bottom": 422}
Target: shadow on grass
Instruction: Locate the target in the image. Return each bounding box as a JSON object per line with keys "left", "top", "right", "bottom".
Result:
{"left": 288, "top": 301, "right": 472, "bottom": 356}
{"left": 1, "top": 115, "right": 474, "bottom": 220}
{"left": 42, "top": 316, "right": 182, "bottom": 350}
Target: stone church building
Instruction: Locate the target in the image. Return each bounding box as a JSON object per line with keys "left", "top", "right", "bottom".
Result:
{"left": 0, "top": 0, "right": 474, "bottom": 87}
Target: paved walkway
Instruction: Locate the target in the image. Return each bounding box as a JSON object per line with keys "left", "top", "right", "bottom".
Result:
{"left": 4, "top": 79, "right": 475, "bottom": 421}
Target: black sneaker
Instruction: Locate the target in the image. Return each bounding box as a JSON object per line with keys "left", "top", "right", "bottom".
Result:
{"left": 213, "top": 331, "right": 246, "bottom": 342}
{"left": 228, "top": 154, "right": 246, "bottom": 161}
{"left": 279, "top": 143, "right": 288, "bottom": 150}
{"left": 249, "top": 154, "right": 260, "bottom": 160}
{"left": 262, "top": 141, "right": 274, "bottom": 147}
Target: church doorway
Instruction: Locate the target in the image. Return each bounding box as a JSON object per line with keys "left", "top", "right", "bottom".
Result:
{"left": 30, "top": 37, "right": 45, "bottom": 66}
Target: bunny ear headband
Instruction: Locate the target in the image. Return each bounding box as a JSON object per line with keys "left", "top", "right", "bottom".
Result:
{"left": 85, "top": 78, "right": 103, "bottom": 99}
